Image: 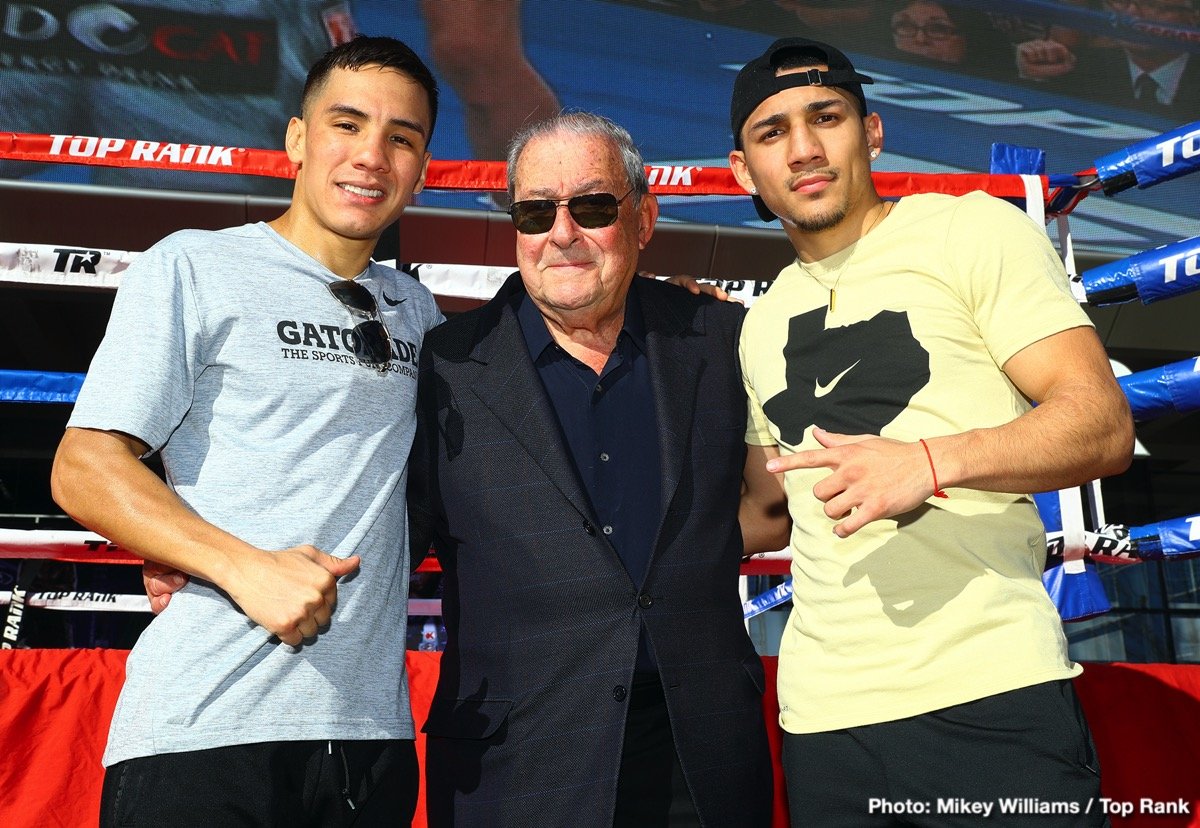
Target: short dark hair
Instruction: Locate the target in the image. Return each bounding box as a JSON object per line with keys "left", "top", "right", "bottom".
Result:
{"left": 301, "top": 35, "right": 439, "bottom": 140}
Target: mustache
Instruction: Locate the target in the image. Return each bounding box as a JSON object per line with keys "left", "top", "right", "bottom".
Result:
{"left": 786, "top": 167, "right": 839, "bottom": 190}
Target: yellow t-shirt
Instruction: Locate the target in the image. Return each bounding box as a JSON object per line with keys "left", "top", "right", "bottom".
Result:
{"left": 741, "top": 191, "right": 1092, "bottom": 734}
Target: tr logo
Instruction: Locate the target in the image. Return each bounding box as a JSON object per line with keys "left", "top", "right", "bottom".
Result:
{"left": 52, "top": 247, "right": 102, "bottom": 274}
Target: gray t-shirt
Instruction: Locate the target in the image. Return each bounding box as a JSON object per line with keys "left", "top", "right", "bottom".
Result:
{"left": 68, "top": 222, "right": 443, "bottom": 765}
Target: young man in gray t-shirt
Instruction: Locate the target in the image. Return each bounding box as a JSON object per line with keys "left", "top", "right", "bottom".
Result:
{"left": 52, "top": 36, "right": 443, "bottom": 826}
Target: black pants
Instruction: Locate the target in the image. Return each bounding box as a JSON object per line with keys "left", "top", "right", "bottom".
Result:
{"left": 613, "top": 672, "right": 701, "bottom": 828}
{"left": 782, "top": 679, "right": 1106, "bottom": 827}
{"left": 100, "top": 739, "right": 418, "bottom": 827}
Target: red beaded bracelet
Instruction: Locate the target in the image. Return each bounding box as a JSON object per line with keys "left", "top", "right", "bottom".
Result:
{"left": 919, "top": 438, "right": 949, "bottom": 499}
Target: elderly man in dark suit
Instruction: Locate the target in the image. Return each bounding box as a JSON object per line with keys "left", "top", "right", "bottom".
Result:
{"left": 409, "top": 112, "right": 776, "bottom": 827}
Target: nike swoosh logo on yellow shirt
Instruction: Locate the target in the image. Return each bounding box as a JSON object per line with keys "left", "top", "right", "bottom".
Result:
{"left": 814, "top": 359, "right": 861, "bottom": 398}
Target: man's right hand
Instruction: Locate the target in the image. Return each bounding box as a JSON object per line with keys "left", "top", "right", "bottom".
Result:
{"left": 143, "top": 547, "right": 360, "bottom": 647}
{"left": 224, "top": 546, "right": 360, "bottom": 647}
{"left": 659, "top": 274, "right": 742, "bottom": 304}
{"left": 1016, "top": 39, "right": 1077, "bottom": 80}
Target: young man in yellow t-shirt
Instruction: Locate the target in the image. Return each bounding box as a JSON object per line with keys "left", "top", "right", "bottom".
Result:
{"left": 730, "top": 36, "right": 1135, "bottom": 824}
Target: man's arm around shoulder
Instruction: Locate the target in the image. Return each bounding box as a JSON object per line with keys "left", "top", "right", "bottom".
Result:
{"left": 51, "top": 427, "right": 358, "bottom": 645}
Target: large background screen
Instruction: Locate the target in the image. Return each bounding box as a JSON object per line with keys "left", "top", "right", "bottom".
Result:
{"left": 2, "top": 0, "right": 1197, "bottom": 257}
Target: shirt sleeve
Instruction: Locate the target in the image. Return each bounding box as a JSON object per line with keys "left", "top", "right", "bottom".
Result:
{"left": 739, "top": 316, "right": 777, "bottom": 447}
{"left": 948, "top": 193, "right": 1093, "bottom": 369}
{"left": 68, "top": 236, "right": 205, "bottom": 454}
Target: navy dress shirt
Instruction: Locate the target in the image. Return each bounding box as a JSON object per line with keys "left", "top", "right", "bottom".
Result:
{"left": 516, "top": 291, "right": 662, "bottom": 670}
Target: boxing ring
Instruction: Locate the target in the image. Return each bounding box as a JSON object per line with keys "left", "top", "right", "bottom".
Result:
{"left": 3, "top": 123, "right": 1200, "bottom": 825}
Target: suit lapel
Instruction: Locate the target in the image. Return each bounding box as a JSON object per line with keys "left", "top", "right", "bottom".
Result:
{"left": 468, "top": 275, "right": 599, "bottom": 524}
{"left": 635, "top": 279, "right": 704, "bottom": 551}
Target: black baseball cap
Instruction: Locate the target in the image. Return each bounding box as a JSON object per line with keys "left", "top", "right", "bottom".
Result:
{"left": 731, "top": 37, "right": 874, "bottom": 221}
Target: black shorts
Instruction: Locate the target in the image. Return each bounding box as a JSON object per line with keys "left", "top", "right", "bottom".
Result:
{"left": 781, "top": 679, "right": 1106, "bottom": 827}
{"left": 100, "top": 739, "right": 418, "bottom": 827}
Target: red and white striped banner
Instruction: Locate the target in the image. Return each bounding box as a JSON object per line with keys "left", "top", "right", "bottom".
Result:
{"left": 1, "top": 132, "right": 1045, "bottom": 200}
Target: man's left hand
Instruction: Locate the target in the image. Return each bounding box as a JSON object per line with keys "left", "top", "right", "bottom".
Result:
{"left": 144, "top": 560, "right": 188, "bottom": 614}
{"left": 765, "top": 427, "right": 938, "bottom": 537}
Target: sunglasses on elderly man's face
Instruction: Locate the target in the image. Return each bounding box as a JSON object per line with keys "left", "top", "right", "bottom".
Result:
{"left": 327, "top": 279, "right": 394, "bottom": 368}
{"left": 507, "top": 188, "right": 635, "bottom": 235}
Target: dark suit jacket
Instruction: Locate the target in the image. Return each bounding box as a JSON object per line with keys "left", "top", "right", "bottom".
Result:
{"left": 409, "top": 273, "right": 772, "bottom": 827}
{"left": 1047, "top": 49, "right": 1200, "bottom": 125}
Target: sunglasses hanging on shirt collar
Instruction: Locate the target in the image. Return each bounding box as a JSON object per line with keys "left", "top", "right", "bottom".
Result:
{"left": 327, "top": 279, "right": 394, "bottom": 371}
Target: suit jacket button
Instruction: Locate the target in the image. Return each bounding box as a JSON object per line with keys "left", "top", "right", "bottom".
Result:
{"left": 637, "top": 593, "right": 653, "bottom": 609}
{"left": 583, "top": 520, "right": 596, "bottom": 536}
{"left": 613, "top": 685, "right": 627, "bottom": 702}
